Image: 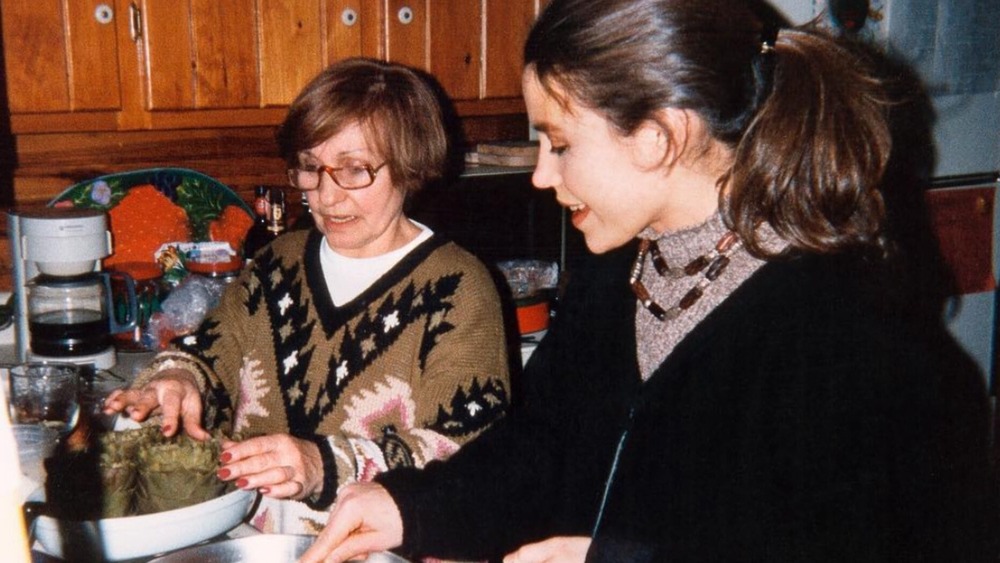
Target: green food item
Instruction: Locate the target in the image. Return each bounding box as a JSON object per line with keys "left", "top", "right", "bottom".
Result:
{"left": 47, "top": 427, "right": 234, "bottom": 519}
{"left": 95, "top": 426, "right": 156, "bottom": 517}
{"left": 132, "top": 430, "right": 230, "bottom": 515}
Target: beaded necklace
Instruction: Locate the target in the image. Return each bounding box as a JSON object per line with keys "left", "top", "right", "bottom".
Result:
{"left": 629, "top": 231, "right": 742, "bottom": 321}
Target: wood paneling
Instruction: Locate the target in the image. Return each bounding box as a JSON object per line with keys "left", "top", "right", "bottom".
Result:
{"left": 259, "top": 0, "right": 324, "bottom": 106}
{"left": 429, "top": 0, "right": 479, "bottom": 100}
{"left": 191, "top": 0, "right": 259, "bottom": 109}
{"left": 2, "top": 0, "right": 70, "bottom": 112}
{"left": 66, "top": 0, "right": 122, "bottom": 110}
{"left": 386, "top": 0, "right": 425, "bottom": 69}
{"left": 142, "top": 0, "right": 195, "bottom": 109}
{"left": 485, "top": 0, "right": 535, "bottom": 99}
{"left": 327, "top": 0, "right": 363, "bottom": 62}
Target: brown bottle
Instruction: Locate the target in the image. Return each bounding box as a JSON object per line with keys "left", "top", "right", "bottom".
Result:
{"left": 243, "top": 185, "right": 272, "bottom": 262}
{"left": 267, "top": 187, "right": 287, "bottom": 238}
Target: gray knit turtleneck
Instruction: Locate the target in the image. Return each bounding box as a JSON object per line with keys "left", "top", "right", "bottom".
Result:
{"left": 635, "top": 213, "right": 771, "bottom": 380}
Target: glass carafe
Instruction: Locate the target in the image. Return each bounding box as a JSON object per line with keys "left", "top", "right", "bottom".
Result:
{"left": 26, "top": 273, "right": 136, "bottom": 357}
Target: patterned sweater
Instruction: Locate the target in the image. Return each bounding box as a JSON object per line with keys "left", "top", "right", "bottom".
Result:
{"left": 136, "top": 229, "right": 511, "bottom": 534}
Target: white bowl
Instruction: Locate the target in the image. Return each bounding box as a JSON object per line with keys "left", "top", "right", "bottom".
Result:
{"left": 33, "top": 488, "right": 257, "bottom": 561}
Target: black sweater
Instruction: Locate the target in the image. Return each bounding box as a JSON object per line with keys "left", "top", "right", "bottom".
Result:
{"left": 378, "top": 246, "right": 997, "bottom": 562}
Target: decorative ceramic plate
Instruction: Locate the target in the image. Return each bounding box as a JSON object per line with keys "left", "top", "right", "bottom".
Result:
{"left": 49, "top": 168, "right": 254, "bottom": 268}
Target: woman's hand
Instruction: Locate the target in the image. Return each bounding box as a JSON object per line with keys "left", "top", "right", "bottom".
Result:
{"left": 298, "top": 482, "right": 404, "bottom": 563}
{"left": 503, "top": 536, "right": 591, "bottom": 563}
{"left": 218, "top": 434, "right": 323, "bottom": 500}
{"left": 102, "top": 368, "right": 210, "bottom": 440}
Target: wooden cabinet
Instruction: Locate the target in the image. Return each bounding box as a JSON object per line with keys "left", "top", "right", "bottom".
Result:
{"left": 138, "top": 0, "right": 386, "bottom": 128}
{"left": 1, "top": 0, "right": 535, "bottom": 133}
{"left": 0, "top": 0, "right": 537, "bottom": 213}
{"left": 388, "top": 0, "right": 535, "bottom": 112}
{"left": 1, "top": 0, "right": 125, "bottom": 130}
{"left": 1, "top": 0, "right": 385, "bottom": 131}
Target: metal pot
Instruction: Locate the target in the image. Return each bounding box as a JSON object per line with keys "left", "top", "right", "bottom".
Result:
{"left": 148, "top": 534, "right": 410, "bottom": 563}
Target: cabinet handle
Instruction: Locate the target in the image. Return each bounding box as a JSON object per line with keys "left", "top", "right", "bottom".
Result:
{"left": 397, "top": 6, "right": 414, "bottom": 25}
{"left": 129, "top": 3, "right": 143, "bottom": 42}
{"left": 341, "top": 8, "right": 359, "bottom": 27}
{"left": 94, "top": 4, "right": 114, "bottom": 25}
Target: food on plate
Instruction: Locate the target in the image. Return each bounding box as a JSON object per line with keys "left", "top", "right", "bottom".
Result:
{"left": 45, "top": 426, "right": 235, "bottom": 520}
{"left": 209, "top": 204, "right": 255, "bottom": 256}
{"left": 134, "top": 429, "right": 230, "bottom": 514}
{"left": 96, "top": 425, "right": 150, "bottom": 517}
{"left": 106, "top": 185, "right": 191, "bottom": 268}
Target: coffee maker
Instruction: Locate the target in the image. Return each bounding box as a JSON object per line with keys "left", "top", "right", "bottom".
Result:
{"left": 8, "top": 208, "right": 136, "bottom": 370}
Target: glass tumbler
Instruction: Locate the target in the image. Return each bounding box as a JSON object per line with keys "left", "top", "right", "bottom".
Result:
{"left": 7, "top": 362, "right": 81, "bottom": 436}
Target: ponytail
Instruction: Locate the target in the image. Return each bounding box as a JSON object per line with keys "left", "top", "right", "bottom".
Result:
{"left": 724, "top": 27, "right": 892, "bottom": 257}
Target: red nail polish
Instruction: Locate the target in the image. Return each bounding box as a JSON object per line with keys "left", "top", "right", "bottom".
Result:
{"left": 220, "top": 452, "right": 232, "bottom": 463}
{"left": 161, "top": 425, "right": 173, "bottom": 435}
{"left": 236, "top": 478, "right": 248, "bottom": 488}
{"left": 217, "top": 468, "right": 231, "bottom": 479}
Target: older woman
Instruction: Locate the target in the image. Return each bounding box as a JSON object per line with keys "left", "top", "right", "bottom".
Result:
{"left": 104, "top": 58, "right": 511, "bottom": 535}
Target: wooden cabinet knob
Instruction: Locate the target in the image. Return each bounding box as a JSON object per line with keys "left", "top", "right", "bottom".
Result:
{"left": 94, "top": 4, "right": 114, "bottom": 25}
{"left": 341, "top": 8, "right": 358, "bottom": 27}
{"left": 397, "top": 6, "right": 414, "bottom": 24}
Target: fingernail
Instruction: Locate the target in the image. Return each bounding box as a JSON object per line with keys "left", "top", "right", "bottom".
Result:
{"left": 217, "top": 468, "right": 231, "bottom": 479}
{"left": 220, "top": 451, "right": 232, "bottom": 463}
{"left": 259, "top": 487, "right": 270, "bottom": 495}
{"left": 236, "top": 478, "right": 249, "bottom": 489}
{"left": 161, "top": 425, "right": 173, "bottom": 435}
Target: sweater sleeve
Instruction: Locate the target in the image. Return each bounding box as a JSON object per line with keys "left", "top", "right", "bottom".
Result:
{"left": 132, "top": 264, "right": 264, "bottom": 432}
{"left": 376, "top": 247, "right": 639, "bottom": 560}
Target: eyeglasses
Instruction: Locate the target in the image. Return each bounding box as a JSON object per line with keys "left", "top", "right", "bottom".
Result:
{"left": 286, "top": 161, "right": 388, "bottom": 191}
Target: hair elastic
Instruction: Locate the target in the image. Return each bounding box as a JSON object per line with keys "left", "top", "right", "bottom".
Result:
{"left": 759, "top": 23, "right": 780, "bottom": 55}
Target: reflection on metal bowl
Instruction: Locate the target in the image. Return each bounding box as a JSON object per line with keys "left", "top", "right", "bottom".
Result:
{"left": 32, "top": 488, "right": 257, "bottom": 561}
{"left": 148, "top": 534, "right": 410, "bottom": 563}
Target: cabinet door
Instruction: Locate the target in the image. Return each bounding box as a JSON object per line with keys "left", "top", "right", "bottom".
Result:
{"left": 258, "top": 0, "right": 324, "bottom": 107}
{"left": 385, "top": 0, "right": 426, "bottom": 70}
{"left": 428, "top": 0, "right": 480, "bottom": 101}
{"left": 141, "top": 0, "right": 352, "bottom": 111}
{"left": 1, "top": 0, "right": 122, "bottom": 113}
{"left": 327, "top": 0, "right": 381, "bottom": 62}
{"left": 384, "top": 0, "right": 536, "bottom": 103}
{"left": 142, "top": 0, "right": 259, "bottom": 110}
{"left": 484, "top": 0, "right": 536, "bottom": 99}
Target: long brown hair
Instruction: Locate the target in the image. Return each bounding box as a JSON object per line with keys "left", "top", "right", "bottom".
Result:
{"left": 524, "top": 0, "right": 891, "bottom": 256}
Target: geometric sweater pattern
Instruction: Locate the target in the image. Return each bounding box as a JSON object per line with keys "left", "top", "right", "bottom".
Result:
{"left": 136, "top": 229, "right": 510, "bottom": 534}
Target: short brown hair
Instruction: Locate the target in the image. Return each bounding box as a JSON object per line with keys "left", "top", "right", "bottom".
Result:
{"left": 277, "top": 57, "right": 448, "bottom": 195}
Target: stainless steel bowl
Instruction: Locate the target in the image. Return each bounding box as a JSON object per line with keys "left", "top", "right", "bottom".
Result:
{"left": 148, "top": 534, "right": 410, "bottom": 563}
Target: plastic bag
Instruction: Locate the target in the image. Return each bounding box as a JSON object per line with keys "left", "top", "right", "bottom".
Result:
{"left": 496, "top": 260, "right": 559, "bottom": 299}
{"left": 146, "top": 275, "right": 228, "bottom": 348}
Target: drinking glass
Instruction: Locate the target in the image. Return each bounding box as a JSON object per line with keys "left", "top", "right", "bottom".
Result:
{"left": 7, "top": 362, "right": 81, "bottom": 436}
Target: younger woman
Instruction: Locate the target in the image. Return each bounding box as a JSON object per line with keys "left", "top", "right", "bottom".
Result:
{"left": 303, "top": 2, "right": 995, "bottom": 561}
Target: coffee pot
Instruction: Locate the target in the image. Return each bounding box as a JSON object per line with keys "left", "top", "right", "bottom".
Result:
{"left": 26, "top": 273, "right": 136, "bottom": 358}
{"left": 8, "top": 208, "right": 138, "bottom": 370}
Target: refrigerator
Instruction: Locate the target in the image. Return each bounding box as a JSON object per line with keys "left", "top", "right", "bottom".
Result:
{"left": 770, "top": 0, "right": 1000, "bottom": 386}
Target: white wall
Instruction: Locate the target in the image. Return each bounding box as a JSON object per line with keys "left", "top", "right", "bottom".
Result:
{"left": 767, "top": 0, "right": 819, "bottom": 24}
